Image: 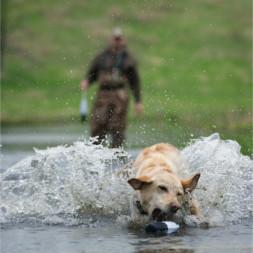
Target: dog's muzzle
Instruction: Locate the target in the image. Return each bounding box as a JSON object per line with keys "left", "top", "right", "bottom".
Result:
{"left": 152, "top": 205, "right": 181, "bottom": 221}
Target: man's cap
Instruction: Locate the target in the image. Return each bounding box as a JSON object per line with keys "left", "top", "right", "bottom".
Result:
{"left": 112, "top": 28, "right": 123, "bottom": 38}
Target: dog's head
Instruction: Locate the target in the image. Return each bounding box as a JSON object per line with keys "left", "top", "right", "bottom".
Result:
{"left": 128, "top": 171, "right": 200, "bottom": 221}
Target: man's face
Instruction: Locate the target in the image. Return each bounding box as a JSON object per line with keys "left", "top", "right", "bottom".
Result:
{"left": 111, "top": 36, "right": 124, "bottom": 51}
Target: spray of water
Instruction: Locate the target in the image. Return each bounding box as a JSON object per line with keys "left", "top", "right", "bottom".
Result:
{"left": 1, "top": 139, "right": 131, "bottom": 225}
{"left": 1, "top": 134, "right": 252, "bottom": 226}
{"left": 181, "top": 133, "right": 253, "bottom": 225}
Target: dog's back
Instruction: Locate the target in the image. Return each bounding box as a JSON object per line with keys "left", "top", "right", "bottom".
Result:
{"left": 134, "top": 143, "right": 183, "bottom": 176}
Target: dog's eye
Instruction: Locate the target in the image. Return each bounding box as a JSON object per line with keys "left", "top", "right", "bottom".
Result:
{"left": 158, "top": 186, "right": 168, "bottom": 192}
{"left": 177, "top": 192, "right": 183, "bottom": 197}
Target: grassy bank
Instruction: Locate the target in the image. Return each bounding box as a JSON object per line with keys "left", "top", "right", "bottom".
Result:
{"left": 2, "top": 0, "right": 252, "bottom": 154}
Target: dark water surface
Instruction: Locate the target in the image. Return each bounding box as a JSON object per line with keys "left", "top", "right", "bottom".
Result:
{"left": 1, "top": 124, "right": 90, "bottom": 170}
{"left": 1, "top": 220, "right": 252, "bottom": 253}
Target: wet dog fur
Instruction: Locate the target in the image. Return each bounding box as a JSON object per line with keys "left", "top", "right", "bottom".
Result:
{"left": 127, "top": 143, "right": 204, "bottom": 226}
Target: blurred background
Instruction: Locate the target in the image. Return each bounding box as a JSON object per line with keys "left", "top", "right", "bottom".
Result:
{"left": 1, "top": 0, "right": 252, "bottom": 169}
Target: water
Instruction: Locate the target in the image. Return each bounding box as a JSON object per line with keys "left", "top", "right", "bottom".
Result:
{"left": 1, "top": 124, "right": 90, "bottom": 171}
{"left": 2, "top": 221, "right": 252, "bottom": 253}
{"left": 1, "top": 127, "right": 253, "bottom": 253}
{"left": 181, "top": 133, "right": 253, "bottom": 225}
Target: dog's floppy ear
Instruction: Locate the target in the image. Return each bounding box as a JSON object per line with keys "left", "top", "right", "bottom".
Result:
{"left": 181, "top": 173, "right": 200, "bottom": 193}
{"left": 128, "top": 176, "right": 153, "bottom": 190}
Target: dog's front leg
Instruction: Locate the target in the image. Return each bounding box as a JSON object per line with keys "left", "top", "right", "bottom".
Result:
{"left": 182, "top": 195, "right": 209, "bottom": 227}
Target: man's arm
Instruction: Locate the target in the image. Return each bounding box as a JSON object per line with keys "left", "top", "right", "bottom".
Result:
{"left": 86, "top": 56, "right": 99, "bottom": 83}
{"left": 127, "top": 66, "right": 141, "bottom": 102}
{"left": 125, "top": 65, "right": 143, "bottom": 115}
{"left": 80, "top": 55, "right": 100, "bottom": 91}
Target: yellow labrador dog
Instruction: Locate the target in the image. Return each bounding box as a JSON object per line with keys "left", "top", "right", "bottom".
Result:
{"left": 128, "top": 143, "right": 203, "bottom": 226}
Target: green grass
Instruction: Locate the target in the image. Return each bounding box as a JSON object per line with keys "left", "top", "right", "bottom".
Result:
{"left": 2, "top": 0, "right": 252, "bottom": 154}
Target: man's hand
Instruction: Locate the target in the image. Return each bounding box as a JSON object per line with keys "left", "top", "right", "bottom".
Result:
{"left": 80, "top": 79, "right": 89, "bottom": 91}
{"left": 135, "top": 102, "right": 144, "bottom": 116}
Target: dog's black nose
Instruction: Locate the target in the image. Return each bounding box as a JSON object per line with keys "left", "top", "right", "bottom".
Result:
{"left": 170, "top": 205, "right": 180, "bottom": 213}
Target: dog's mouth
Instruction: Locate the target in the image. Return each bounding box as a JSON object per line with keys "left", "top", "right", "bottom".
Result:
{"left": 151, "top": 208, "right": 171, "bottom": 222}
{"left": 151, "top": 207, "right": 181, "bottom": 222}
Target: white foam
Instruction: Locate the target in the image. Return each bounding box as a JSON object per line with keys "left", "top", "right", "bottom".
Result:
{"left": 0, "top": 139, "right": 131, "bottom": 225}
{"left": 181, "top": 133, "right": 253, "bottom": 225}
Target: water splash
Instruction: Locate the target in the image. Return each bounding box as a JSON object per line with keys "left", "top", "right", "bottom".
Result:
{"left": 0, "top": 139, "right": 131, "bottom": 225}
{"left": 181, "top": 133, "right": 253, "bottom": 225}
{"left": 1, "top": 134, "right": 252, "bottom": 225}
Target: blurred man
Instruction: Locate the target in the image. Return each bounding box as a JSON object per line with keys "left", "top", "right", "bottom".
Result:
{"left": 80, "top": 28, "right": 143, "bottom": 148}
